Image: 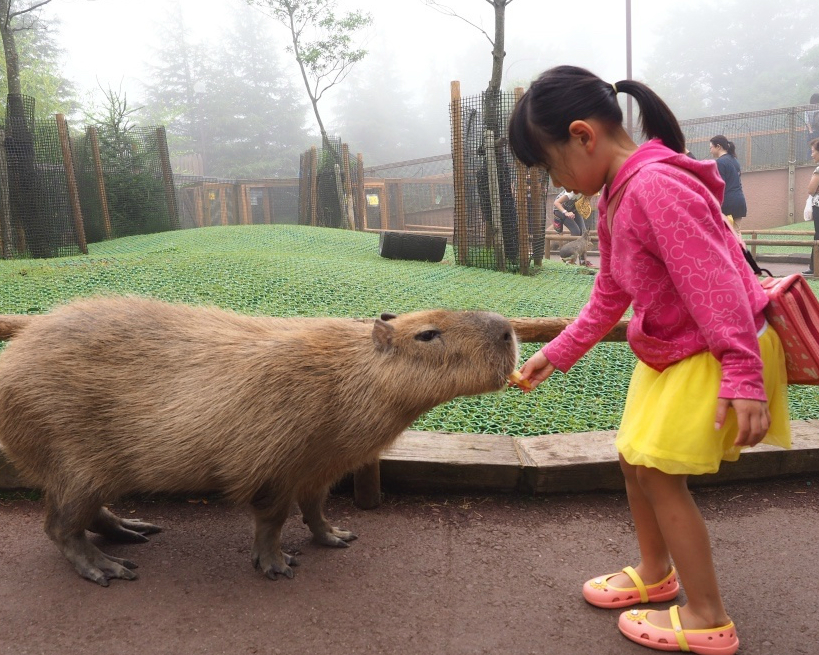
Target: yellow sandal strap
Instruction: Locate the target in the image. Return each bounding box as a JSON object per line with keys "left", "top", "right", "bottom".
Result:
{"left": 669, "top": 605, "right": 690, "bottom": 652}
{"left": 622, "top": 566, "right": 649, "bottom": 603}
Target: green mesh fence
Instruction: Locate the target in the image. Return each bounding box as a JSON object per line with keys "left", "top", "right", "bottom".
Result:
{"left": 73, "top": 125, "right": 179, "bottom": 242}
{"left": 449, "top": 90, "right": 547, "bottom": 274}
{"left": 300, "top": 137, "right": 358, "bottom": 230}
{"left": 1, "top": 95, "right": 85, "bottom": 259}
{"left": 1, "top": 225, "right": 816, "bottom": 435}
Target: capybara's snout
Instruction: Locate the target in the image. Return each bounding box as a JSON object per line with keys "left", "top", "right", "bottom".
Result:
{"left": 469, "top": 311, "right": 519, "bottom": 390}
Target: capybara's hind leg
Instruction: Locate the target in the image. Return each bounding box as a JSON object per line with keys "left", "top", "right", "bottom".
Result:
{"left": 44, "top": 494, "right": 138, "bottom": 587}
{"left": 250, "top": 490, "right": 299, "bottom": 580}
{"left": 299, "top": 487, "right": 357, "bottom": 547}
{"left": 88, "top": 507, "right": 162, "bottom": 543}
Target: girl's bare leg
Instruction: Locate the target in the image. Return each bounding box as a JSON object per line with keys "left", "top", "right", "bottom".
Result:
{"left": 605, "top": 456, "right": 731, "bottom": 628}
{"left": 631, "top": 464, "right": 731, "bottom": 629}
{"left": 607, "top": 455, "right": 675, "bottom": 586}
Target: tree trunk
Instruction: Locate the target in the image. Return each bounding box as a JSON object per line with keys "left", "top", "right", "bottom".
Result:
{"left": 487, "top": 0, "right": 505, "bottom": 96}
{"left": 0, "top": 0, "right": 21, "bottom": 98}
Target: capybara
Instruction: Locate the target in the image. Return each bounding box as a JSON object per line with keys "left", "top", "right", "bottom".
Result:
{"left": 0, "top": 296, "right": 518, "bottom": 586}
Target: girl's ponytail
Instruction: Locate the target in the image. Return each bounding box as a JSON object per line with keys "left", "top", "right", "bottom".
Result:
{"left": 710, "top": 134, "right": 737, "bottom": 158}
{"left": 614, "top": 79, "right": 685, "bottom": 153}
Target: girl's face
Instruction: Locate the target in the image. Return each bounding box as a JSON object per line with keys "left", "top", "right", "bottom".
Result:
{"left": 709, "top": 142, "right": 720, "bottom": 158}
{"left": 542, "top": 141, "right": 605, "bottom": 197}
{"left": 812, "top": 145, "right": 819, "bottom": 163}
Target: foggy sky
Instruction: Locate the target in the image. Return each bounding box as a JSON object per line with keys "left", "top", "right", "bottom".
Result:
{"left": 44, "top": 0, "right": 678, "bottom": 131}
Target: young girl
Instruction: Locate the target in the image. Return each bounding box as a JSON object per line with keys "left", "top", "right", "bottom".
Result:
{"left": 510, "top": 65, "right": 791, "bottom": 655}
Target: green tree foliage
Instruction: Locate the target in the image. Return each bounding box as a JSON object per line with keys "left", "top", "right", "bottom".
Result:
{"left": 0, "top": 9, "right": 76, "bottom": 118}
{"left": 642, "top": 0, "right": 819, "bottom": 118}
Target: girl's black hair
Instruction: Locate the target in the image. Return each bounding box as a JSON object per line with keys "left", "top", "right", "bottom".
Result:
{"left": 709, "top": 134, "right": 736, "bottom": 158}
{"left": 508, "top": 65, "right": 685, "bottom": 168}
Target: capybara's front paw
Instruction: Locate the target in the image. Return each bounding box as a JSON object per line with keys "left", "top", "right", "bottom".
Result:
{"left": 251, "top": 548, "right": 299, "bottom": 580}
{"left": 313, "top": 526, "right": 357, "bottom": 548}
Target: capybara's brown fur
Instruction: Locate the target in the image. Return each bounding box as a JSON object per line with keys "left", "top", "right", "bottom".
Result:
{"left": 0, "top": 295, "right": 518, "bottom": 586}
{"left": 0, "top": 313, "right": 32, "bottom": 340}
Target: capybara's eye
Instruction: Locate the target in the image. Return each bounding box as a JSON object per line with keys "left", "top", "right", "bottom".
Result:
{"left": 415, "top": 329, "right": 440, "bottom": 342}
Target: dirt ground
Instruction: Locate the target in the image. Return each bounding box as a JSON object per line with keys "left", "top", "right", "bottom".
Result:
{"left": 1, "top": 475, "right": 817, "bottom": 655}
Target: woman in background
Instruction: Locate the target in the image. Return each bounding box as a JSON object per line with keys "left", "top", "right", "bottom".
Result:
{"left": 709, "top": 135, "right": 747, "bottom": 230}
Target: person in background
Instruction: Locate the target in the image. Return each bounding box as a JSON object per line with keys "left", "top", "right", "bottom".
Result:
{"left": 554, "top": 189, "right": 593, "bottom": 265}
{"left": 804, "top": 93, "right": 819, "bottom": 158}
{"left": 804, "top": 137, "right": 819, "bottom": 275}
{"left": 509, "top": 65, "right": 791, "bottom": 655}
{"left": 553, "top": 188, "right": 586, "bottom": 236}
{"left": 709, "top": 135, "right": 747, "bottom": 231}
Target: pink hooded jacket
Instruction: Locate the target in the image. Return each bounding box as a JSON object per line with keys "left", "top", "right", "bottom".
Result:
{"left": 544, "top": 139, "right": 770, "bottom": 401}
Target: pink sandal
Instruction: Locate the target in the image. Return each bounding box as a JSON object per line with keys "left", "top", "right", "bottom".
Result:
{"left": 618, "top": 605, "right": 739, "bottom": 654}
{"left": 583, "top": 566, "right": 679, "bottom": 608}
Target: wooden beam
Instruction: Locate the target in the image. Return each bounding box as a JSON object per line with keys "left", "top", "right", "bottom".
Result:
{"left": 87, "top": 126, "right": 112, "bottom": 240}
{"left": 451, "top": 81, "right": 468, "bottom": 265}
{"left": 55, "top": 114, "right": 87, "bottom": 254}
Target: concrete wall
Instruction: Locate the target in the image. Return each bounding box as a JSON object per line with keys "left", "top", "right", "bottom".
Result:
{"left": 743, "top": 164, "right": 817, "bottom": 229}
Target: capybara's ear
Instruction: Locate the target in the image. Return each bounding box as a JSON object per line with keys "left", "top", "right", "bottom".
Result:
{"left": 372, "top": 318, "right": 395, "bottom": 352}
{"left": 380, "top": 312, "right": 397, "bottom": 321}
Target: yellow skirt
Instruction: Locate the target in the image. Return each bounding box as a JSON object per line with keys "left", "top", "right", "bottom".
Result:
{"left": 616, "top": 325, "right": 791, "bottom": 475}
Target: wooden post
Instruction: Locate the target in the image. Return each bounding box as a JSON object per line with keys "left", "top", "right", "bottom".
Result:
{"left": 485, "top": 129, "right": 506, "bottom": 271}
{"left": 87, "top": 127, "right": 113, "bottom": 239}
{"left": 531, "top": 169, "right": 545, "bottom": 266}
{"left": 513, "top": 87, "right": 530, "bottom": 274}
{"left": 0, "top": 129, "right": 13, "bottom": 259}
{"left": 298, "top": 152, "right": 307, "bottom": 225}
{"left": 342, "top": 143, "right": 354, "bottom": 230}
{"left": 310, "top": 146, "right": 318, "bottom": 227}
{"left": 356, "top": 153, "right": 366, "bottom": 230}
{"left": 237, "top": 183, "right": 249, "bottom": 225}
{"left": 220, "top": 187, "right": 228, "bottom": 225}
{"left": 333, "top": 163, "right": 348, "bottom": 229}
{"left": 263, "top": 188, "right": 272, "bottom": 224}
{"left": 195, "top": 185, "right": 204, "bottom": 228}
{"left": 205, "top": 185, "right": 213, "bottom": 227}
{"left": 396, "top": 180, "right": 405, "bottom": 230}
{"left": 353, "top": 462, "right": 381, "bottom": 509}
{"left": 451, "top": 81, "right": 469, "bottom": 265}
{"left": 155, "top": 127, "right": 180, "bottom": 230}
{"left": 55, "top": 114, "right": 87, "bottom": 254}
{"left": 380, "top": 185, "right": 389, "bottom": 231}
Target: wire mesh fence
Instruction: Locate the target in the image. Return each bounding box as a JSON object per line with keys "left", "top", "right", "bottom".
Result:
{"left": 0, "top": 95, "right": 86, "bottom": 259}
{"left": 449, "top": 86, "right": 547, "bottom": 274}
{"left": 73, "top": 125, "right": 179, "bottom": 243}
{"left": 363, "top": 154, "right": 452, "bottom": 179}
{"left": 173, "top": 176, "right": 301, "bottom": 229}
{"left": 299, "top": 137, "right": 358, "bottom": 230}
{"left": 680, "top": 105, "right": 819, "bottom": 171}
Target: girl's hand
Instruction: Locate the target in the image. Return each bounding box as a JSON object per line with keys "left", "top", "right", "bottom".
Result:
{"left": 565, "top": 211, "right": 575, "bottom": 219}
{"left": 715, "top": 398, "right": 771, "bottom": 447}
{"left": 516, "top": 350, "right": 557, "bottom": 392}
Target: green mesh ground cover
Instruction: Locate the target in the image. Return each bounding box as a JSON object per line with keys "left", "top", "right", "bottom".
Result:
{"left": 0, "top": 224, "right": 816, "bottom": 435}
